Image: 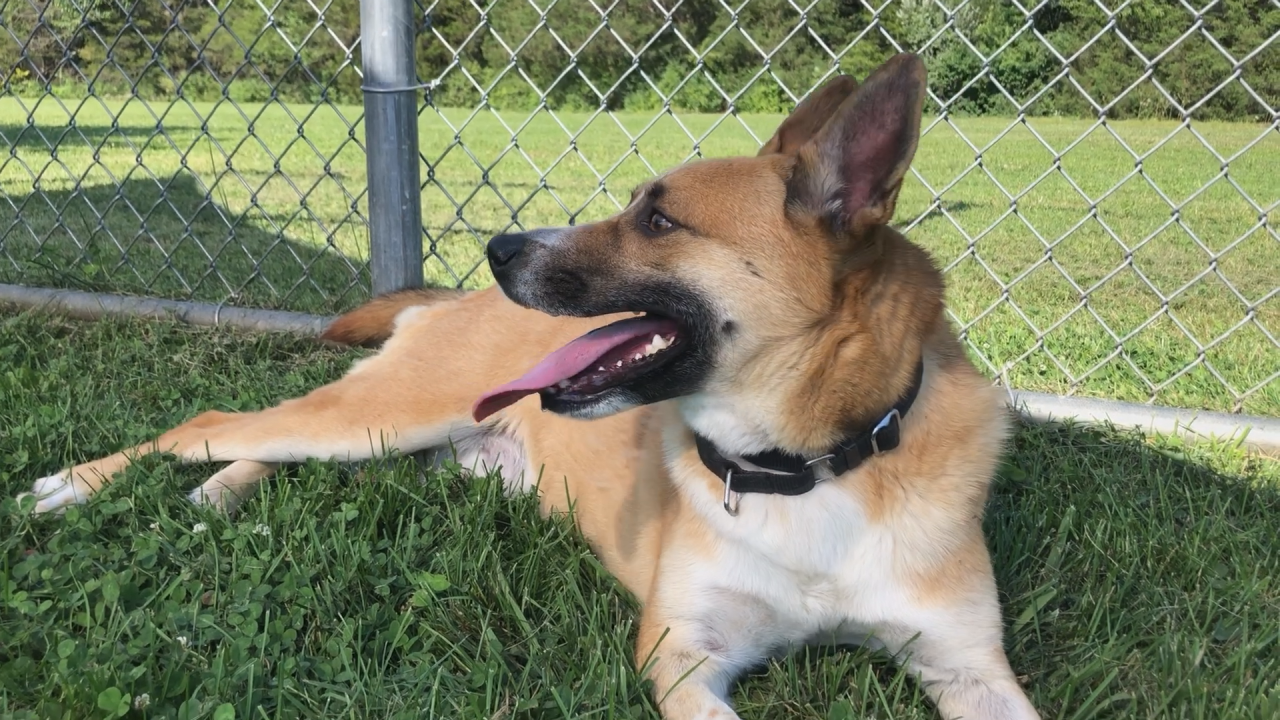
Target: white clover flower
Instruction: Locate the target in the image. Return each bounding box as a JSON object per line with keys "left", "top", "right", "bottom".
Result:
{"left": 177, "top": 635, "right": 190, "bottom": 648}
{"left": 133, "top": 693, "right": 151, "bottom": 710}
{"left": 254, "top": 523, "right": 271, "bottom": 537}
{"left": 191, "top": 522, "right": 208, "bottom": 534}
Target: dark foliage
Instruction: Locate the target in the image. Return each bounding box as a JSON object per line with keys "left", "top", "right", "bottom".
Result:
{"left": 0, "top": 0, "right": 1274, "bottom": 120}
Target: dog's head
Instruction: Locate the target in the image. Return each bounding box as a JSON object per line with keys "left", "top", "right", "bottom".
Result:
{"left": 475, "top": 54, "right": 941, "bottom": 448}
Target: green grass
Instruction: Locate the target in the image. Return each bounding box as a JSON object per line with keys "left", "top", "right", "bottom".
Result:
{"left": 0, "top": 97, "right": 1275, "bottom": 414}
{"left": 2, "top": 308, "right": 1279, "bottom": 719}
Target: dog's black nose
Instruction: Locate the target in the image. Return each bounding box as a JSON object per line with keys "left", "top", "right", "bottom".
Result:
{"left": 487, "top": 233, "right": 528, "bottom": 269}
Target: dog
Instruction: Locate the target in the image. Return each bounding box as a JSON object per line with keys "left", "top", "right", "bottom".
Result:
{"left": 19, "top": 54, "right": 1041, "bottom": 720}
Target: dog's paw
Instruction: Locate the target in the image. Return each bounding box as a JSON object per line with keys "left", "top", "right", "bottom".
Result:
{"left": 660, "top": 692, "right": 741, "bottom": 720}
{"left": 186, "top": 460, "right": 273, "bottom": 515}
{"left": 187, "top": 483, "right": 246, "bottom": 514}
{"left": 16, "top": 471, "right": 85, "bottom": 514}
{"left": 694, "top": 708, "right": 742, "bottom": 720}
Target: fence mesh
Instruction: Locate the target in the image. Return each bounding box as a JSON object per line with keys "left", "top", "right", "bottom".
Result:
{"left": 0, "top": 0, "right": 1275, "bottom": 415}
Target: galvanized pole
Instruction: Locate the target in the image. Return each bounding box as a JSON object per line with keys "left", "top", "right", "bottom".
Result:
{"left": 360, "top": 0, "right": 424, "bottom": 295}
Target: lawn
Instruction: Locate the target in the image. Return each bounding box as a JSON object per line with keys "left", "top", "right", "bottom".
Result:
{"left": 1, "top": 308, "right": 1279, "bottom": 719}
{"left": 0, "top": 96, "right": 1275, "bottom": 414}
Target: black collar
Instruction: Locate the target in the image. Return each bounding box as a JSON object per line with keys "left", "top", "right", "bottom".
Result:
{"left": 693, "top": 360, "right": 924, "bottom": 514}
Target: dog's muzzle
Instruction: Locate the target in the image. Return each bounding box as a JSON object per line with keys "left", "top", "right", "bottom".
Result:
{"left": 486, "top": 232, "right": 532, "bottom": 285}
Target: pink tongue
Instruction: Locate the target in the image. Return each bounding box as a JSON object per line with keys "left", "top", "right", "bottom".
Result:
{"left": 472, "top": 316, "right": 675, "bottom": 422}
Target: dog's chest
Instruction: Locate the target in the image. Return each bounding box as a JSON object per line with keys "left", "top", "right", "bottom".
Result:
{"left": 663, "top": 411, "right": 910, "bottom": 633}
{"left": 683, "top": 477, "right": 905, "bottom": 633}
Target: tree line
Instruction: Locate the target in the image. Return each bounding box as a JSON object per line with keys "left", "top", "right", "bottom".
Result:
{"left": 1, "top": 0, "right": 1273, "bottom": 120}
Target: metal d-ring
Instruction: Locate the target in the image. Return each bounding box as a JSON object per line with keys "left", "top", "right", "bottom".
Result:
{"left": 870, "top": 408, "right": 902, "bottom": 456}
{"left": 722, "top": 468, "right": 741, "bottom": 516}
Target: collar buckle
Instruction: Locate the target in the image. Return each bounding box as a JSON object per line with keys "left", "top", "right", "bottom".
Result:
{"left": 722, "top": 468, "right": 741, "bottom": 516}
{"left": 803, "top": 453, "right": 835, "bottom": 467}
{"left": 869, "top": 408, "right": 902, "bottom": 456}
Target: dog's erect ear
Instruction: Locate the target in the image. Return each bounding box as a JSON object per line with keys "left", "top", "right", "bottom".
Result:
{"left": 789, "top": 53, "right": 926, "bottom": 237}
{"left": 757, "top": 75, "right": 858, "bottom": 157}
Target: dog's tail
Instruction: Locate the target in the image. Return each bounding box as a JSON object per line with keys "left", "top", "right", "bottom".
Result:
{"left": 320, "top": 287, "right": 467, "bottom": 348}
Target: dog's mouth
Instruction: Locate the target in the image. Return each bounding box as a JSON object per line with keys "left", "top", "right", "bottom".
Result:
{"left": 472, "top": 314, "right": 686, "bottom": 422}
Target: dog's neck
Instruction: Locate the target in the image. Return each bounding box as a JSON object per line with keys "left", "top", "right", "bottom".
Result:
{"left": 678, "top": 393, "right": 785, "bottom": 457}
{"left": 681, "top": 230, "right": 944, "bottom": 459}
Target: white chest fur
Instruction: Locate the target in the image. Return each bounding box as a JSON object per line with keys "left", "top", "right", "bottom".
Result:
{"left": 660, "top": 422, "right": 911, "bottom": 649}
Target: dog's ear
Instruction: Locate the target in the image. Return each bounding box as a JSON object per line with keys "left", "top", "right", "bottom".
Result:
{"left": 757, "top": 75, "right": 858, "bottom": 157}
{"left": 788, "top": 53, "right": 926, "bottom": 237}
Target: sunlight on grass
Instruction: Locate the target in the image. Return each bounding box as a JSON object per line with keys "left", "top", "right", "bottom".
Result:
{"left": 0, "top": 310, "right": 1277, "bottom": 719}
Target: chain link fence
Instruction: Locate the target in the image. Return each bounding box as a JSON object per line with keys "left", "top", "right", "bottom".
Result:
{"left": 0, "top": 0, "right": 1275, "bottom": 416}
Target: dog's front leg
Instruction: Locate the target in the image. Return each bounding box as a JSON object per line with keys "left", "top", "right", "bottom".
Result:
{"left": 636, "top": 585, "right": 780, "bottom": 720}
{"left": 635, "top": 610, "right": 744, "bottom": 720}
{"left": 20, "top": 362, "right": 474, "bottom": 514}
{"left": 884, "top": 623, "right": 1040, "bottom": 720}
{"left": 862, "top": 578, "right": 1041, "bottom": 720}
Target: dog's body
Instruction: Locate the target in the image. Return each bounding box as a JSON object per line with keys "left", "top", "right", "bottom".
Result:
{"left": 21, "top": 55, "right": 1040, "bottom": 719}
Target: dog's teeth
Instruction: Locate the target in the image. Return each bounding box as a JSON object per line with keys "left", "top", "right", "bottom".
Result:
{"left": 557, "top": 379, "right": 571, "bottom": 388}
{"left": 641, "top": 334, "right": 672, "bottom": 357}
{"left": 615, "top": 360, "right": 623, "bottom": 368}
{"left": 634, "top": 353, "right": 643, "bottom": 361}
{"left": 597, "top": 366, "right": 606, "bottom": 372}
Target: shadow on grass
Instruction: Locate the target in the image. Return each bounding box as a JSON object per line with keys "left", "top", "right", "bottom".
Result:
{"left": 0, "top": 123, "right": 201, "bottom": 152}
{"left": 0, "top": 171, "right": 370, "bottom": 313}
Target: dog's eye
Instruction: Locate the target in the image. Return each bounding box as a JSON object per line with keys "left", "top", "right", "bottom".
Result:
{"left": 644, "top": 211, "right": 673, "bottom": 234}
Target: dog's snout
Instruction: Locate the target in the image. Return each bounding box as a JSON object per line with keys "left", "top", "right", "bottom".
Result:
{"left": 487, "top": 233, "right": 529, "bottom": 270}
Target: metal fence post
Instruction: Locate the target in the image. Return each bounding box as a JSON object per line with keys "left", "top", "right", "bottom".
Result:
{"left": 360, "top": 0, "right": 424, "bottom": 295}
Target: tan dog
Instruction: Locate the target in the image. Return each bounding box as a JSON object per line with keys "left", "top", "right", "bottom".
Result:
{"left": 21, "top": 54, "right": 1040, "bottom": 720}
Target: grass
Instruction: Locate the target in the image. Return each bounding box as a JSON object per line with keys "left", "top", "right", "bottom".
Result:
{"left": 2, "top": 308, "right": 1279, "bottom": 719}
{"left": 0, "top": 96, "right": 1275, "bottom": 412}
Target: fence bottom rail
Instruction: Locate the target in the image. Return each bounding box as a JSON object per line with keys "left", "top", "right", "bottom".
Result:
{"left": 3, "top": 282, "right": 1276, "bottom": 455}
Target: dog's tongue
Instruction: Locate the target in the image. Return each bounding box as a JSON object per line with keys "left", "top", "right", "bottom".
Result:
{"left": 472, "top": 316, "right": 675, "bottom": 422}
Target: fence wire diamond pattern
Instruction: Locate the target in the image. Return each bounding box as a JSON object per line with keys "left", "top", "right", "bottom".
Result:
{"left": 0, "top": 0, "right": 1276, "bottom": 414}
{"left": 0, "top": 0, "right": 370, "bottom": 311}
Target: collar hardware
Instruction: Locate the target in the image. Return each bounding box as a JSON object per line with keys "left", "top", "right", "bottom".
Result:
{"left": 869, "top": 408, "right": 902, "bottom": 456}
{"left": 722, "top": 469, "right": 740, "bottom": 516}
{"left": 693, "top": 360, "right": 924, "bottom": 516}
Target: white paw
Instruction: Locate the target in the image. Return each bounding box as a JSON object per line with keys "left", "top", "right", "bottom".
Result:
{"left": 187, "top": 483, "right": 247, "bottom": 514}
{"left": 186, "top": 461, "right": 271, "bottom": 514}
{"left": 692, "top": 703, "right": 742, "bottom": 720}
{"left": 17, "top": 471, "right": 83, "bottom": 514}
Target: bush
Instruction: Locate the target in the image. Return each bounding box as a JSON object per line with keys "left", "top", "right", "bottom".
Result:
{"left": 0, "top": 0, "right": 1272, "bottom": 120}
